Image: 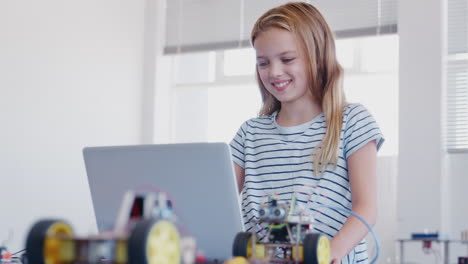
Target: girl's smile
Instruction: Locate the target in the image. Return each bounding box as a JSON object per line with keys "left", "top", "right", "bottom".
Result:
{"left": 254, "top": 28, "right": 313, "bottom": 106}
{"left": 272, "top": 79, "right": 292, "bottom": 91}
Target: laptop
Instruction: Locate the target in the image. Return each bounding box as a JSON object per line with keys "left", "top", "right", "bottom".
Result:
{"left": 83, "top": 142, "right": 244, "bottom": 260}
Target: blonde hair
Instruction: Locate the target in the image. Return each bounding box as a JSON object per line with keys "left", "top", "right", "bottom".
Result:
{"left": 251, "top": 2, "right": 346, "bottom": 176}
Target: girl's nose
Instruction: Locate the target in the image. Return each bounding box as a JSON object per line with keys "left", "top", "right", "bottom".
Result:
{"left": 269, "top": 62, "right": 283, "bottom": 78}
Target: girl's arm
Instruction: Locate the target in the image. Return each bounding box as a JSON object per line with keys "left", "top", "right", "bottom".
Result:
{"left": 330, "top": 140, "right": 378, "bottom": 263}
{"left": 233, "top": 162, "right": 245, "bottom": 193}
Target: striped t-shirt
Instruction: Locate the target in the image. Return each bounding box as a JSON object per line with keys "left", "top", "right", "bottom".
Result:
{"left": 229, "top": 103, "right": 384, "bottom": 264}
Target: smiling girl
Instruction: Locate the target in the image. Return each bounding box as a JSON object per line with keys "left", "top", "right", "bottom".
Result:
{"left": 230, "top": 2, "right": 384, "bottom": 264}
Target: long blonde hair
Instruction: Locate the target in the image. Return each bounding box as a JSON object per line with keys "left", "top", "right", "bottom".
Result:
{"left": 251, "top": 2, "right": 346, "bottom": 175}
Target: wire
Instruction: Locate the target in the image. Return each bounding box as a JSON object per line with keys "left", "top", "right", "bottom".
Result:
{"left": 11, "top": 249, "right": 25, "bottom": 256}
{"left": 261, "top": 190, "right": 380, "bottom": 263}
{"left": 261, "top": 195, "right": 271, "bottom": 206}
{"left": 309, "top": 204, "right": 380, "bottom": 264}
{"left": 288, "top": 195, "right": 296, "bottom": 216}
{"left": 290, "top": 186, "right": 380, "bottom": 263}
{"left": 268, "top": 223, "right": 286, "bottom": 230}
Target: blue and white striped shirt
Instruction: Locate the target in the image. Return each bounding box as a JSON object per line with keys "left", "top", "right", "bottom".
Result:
{"left": 230, "top": 103, "right": 384, "bottom": 264}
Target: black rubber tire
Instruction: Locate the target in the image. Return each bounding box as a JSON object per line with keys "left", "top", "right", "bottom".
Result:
{"left": 303, "top": 233, "right": 322, "bottom": 264}
{"left": 25, "top": 219, "right": 69, "bottom": 264}
{"left": 232, "top": 232, "right": 252, "bottom": 258}
{"left": 128, "top": 218, "right": 158, "bottom": 264}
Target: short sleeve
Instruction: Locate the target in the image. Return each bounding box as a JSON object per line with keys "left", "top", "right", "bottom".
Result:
{"left": 343, "top": 104, "right": 385, "bottom": 159}
{"left": 229, "top": 121, "right": 248, "bottom": 168}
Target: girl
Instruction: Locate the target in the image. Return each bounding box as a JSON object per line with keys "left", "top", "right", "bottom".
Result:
{"left": 230, "top": 2, "right": 384, "bottom": 264}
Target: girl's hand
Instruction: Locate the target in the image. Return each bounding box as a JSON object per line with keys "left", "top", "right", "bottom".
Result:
{"left": 329, "top": 247, "right": 341, "bottom": 264}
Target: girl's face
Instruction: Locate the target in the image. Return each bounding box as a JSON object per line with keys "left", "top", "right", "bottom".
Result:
{"left": 254, "top": 28, "right": 312, "bottom": 105}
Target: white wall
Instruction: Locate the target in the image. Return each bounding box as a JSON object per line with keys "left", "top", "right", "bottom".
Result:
{"left": 399, "top": 0, "right": 445, "bottom": 233}
{"left": 369, "top": 156, "right": 398, "bottom": 263}
{"left": 398, "top": 0, "right": 465, "bottom": 263}
{"left": 0, "top": 0, "right": 147, "bottom": 251}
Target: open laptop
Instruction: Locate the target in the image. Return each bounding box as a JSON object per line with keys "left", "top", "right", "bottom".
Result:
{"left": 83, "top": 142, "right": 244, "bottom": 260}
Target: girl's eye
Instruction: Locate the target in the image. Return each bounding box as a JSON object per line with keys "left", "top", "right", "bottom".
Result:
{"left": 257, "top": 61, "right": 269, "bottom": 67}
{"left": 282, "top": 58, "right": 295, "bottom": 63}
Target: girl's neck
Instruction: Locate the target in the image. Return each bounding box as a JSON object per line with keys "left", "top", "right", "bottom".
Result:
{"left": 276, "top": 99, "right": 322, "bottom": 127}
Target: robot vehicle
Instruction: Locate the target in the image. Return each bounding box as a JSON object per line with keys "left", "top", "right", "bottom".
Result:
{"left": 25, "top": 190, "right": 194, "bottom": 264}
{"left": 232, "top": 196, "right": 330, "bottom": 264}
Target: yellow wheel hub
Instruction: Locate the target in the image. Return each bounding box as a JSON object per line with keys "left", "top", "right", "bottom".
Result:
{"left": 225, "top": 256, "right": 249, "bottom": 264}
{"left": 292, "top": 245, "right": 303, "bottom": 261}
{"left": 316, "top": 236, "right": 330, "bottom": 264}
{"left": 246, "top": 236, "right": 265, "bottom": 258}
{"left": 44, "top": 222, "right": 74, "bottom": 264}
{"left": 146, "top": 220, "right": 181, "bottom": 264}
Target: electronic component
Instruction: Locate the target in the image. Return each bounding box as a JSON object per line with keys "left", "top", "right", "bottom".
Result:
{"left": 411, "top": 233, "right": 439, "bottom": 240}
{"left": 232, "top": 196, "right": 330, "bottom": 264}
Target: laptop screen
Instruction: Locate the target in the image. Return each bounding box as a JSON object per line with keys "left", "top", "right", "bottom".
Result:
{"left": 83, "top": 142, "right": 244, "bottom": 260}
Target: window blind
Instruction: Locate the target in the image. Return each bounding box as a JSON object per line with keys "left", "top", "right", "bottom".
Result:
{"left": 164, "top": 0, "right": 398, "bottom": 54}
{"left": 447, "top": 0, "right": 468, "bottom": 151}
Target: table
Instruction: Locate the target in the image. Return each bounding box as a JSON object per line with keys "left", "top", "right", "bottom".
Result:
{"left": 397, "top": 238, "right": 468, "bottom": 264}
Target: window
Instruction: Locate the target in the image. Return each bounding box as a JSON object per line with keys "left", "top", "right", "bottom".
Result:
{"left": 169, "top": 34, "right": 399, "bottom": 156}
{"left": 340, "top": 35, "right": 399, "bottom": 156}
{"left": 447, "top": 0, "right": 468, "bottom": 152}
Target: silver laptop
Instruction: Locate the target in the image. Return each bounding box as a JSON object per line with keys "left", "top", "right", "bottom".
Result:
{"left": 83, "top": 142, "right": 244, "bottom": 260}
